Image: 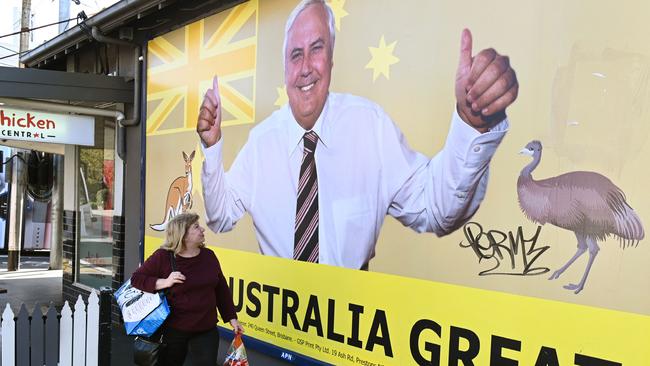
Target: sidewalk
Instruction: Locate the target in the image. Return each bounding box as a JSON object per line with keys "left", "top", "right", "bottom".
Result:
{"left": 0, "top": 256, "right": 63, "bottom": 362}
{"left": 0, "top": 255, "right": 288, "bottom": 365}
{"left": 0, "top": 256, "right": 63, "bottom": 314}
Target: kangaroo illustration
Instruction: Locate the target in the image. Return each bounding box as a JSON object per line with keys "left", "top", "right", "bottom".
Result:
{"left": 150, "top": 151, "right": 195, "bottom": 231}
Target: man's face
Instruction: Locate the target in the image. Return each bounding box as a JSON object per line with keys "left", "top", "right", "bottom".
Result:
{"left": 285, "top": 4, "right": 333, "bottom": 130}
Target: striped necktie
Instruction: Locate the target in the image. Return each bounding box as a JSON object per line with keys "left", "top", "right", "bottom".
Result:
{"left": 294, "top": 131, "right": 319, "bottom": 262}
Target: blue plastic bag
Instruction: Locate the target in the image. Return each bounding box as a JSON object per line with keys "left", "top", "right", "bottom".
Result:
{"left": 114, "top": 279, "right": 170, "bottom": 336}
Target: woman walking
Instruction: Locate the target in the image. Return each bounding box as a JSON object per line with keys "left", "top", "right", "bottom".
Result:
{"left": 131, "top": 212, "right": 244, "bottom": 365}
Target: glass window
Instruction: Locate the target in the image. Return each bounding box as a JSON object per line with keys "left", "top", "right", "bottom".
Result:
{"left": 76, "top": 119, "right": 115, "bottom": 288}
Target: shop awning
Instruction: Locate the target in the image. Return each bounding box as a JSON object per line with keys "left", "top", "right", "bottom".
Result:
{"left": 0, "top": 66, "right": 133, "bottom": 103}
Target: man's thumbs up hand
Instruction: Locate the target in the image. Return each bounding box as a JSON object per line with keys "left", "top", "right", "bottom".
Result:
{"left": 455, "top": 29, "right": 518, "bottom": 132}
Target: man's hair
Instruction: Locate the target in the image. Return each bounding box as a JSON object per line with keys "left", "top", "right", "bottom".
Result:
{"left": 283, "top": 0, "right": 336, "bottom": 66}
{"left": 160, "top": 212, "right": 204, "bottom": 254}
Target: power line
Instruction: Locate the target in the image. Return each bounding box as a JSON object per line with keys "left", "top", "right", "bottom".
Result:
{"left": 0, "top": 14, "right": 84, "bottom": 62}
{"left": 0, "top": 50, "right": 28, "bottom": 62}
{"left": 0, "top": 17, "right": 78, "bottom": 41}
{"left": 0, "top": 44, "right": 17, "bottom": 53}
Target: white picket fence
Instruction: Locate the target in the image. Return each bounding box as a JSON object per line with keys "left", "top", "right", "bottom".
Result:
{"left": 1, "top": 291, "right": 100, "bottom": 366}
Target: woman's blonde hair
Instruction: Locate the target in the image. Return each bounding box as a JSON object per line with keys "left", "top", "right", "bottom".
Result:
{"left": 160, "top": 212, "right": 204, "bottom": 254}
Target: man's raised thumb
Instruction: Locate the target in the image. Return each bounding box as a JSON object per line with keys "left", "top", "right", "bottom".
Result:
{"left": 457, "top": 28, "right": 473, "bottom": 76}
{"left": 211, "top": 76, "right": 220, "bottom": 100}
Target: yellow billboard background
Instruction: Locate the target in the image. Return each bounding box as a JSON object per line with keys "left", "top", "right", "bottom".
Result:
{"left": 145, "top": 0, "right": 650, "bottom": 322}
{"left": 144, "top": 237, "right": 650, "bottom": 365}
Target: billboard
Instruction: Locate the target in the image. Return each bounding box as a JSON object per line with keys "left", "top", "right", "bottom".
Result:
{"left": 145, "top": 0, "right": 650, "bottom": 364}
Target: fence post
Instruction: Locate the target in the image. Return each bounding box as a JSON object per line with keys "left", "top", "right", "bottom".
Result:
{"left": 73, "top": 295, "right": 87, "bottom": 366}
{"left": 45, "top": 304, "right": 59, "bottom": 366}
{"left": 30, "top": 305, "right": 45, "bottom": 366}
{"left": 59, "top": 301, "right": 72, "bottom": 366}
{"left": 86, "top": 291, "right": 100, "bottom": 366}
{"left": 2, "top": 304, "right": 15, "bottom": 366}
{"left": 16, "top": 304, "right": 29, "bottom": 366}
{"left": 98, "top": 286, "right": 113, "bottom": 366}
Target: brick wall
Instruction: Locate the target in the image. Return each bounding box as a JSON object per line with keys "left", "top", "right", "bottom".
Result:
{"left": 62, "top": 210, "right": 91, "bottom": 303}
{"left": 111, "top": 215, "right": 125, "bottom": 323}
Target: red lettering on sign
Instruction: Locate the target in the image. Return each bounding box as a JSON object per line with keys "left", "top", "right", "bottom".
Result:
{"left": 0, "top": 109, "right": 57, "bottom": 130}
{"left": 27, "top": 113, "right": 35, "bottom": 128}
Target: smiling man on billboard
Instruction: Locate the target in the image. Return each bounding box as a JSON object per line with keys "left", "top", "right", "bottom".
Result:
{"left": 197, "top": 0, "right": 518, "bottom": 269}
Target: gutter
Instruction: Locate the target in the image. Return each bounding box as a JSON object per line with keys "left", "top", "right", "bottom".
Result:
{"left": 20, "top": 0, "right": 164, "bottom": 67}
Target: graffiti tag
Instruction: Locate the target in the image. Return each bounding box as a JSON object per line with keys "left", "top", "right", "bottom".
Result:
{"left": 460, "top": 222, "right": 550, "bottom": 276}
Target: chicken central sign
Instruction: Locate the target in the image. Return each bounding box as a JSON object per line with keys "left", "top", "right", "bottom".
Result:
{"left": 0, "top": 106, "right": 95, "bottom": 146}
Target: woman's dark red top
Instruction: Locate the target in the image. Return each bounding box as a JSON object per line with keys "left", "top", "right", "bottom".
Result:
{"left": 130, "top": 247, "right": 237, "bottom": 332}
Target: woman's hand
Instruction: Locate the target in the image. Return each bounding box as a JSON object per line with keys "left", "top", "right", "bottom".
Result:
{"left": 155, "top": 271, "right": 185, "bottom": 290}
{"left": 230, "top": 319, "right": 244, "bottom": 335}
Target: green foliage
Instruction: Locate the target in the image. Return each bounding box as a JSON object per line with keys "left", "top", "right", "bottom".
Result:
{"left": 79, "top": 148, "right": 105, "bottom": 206}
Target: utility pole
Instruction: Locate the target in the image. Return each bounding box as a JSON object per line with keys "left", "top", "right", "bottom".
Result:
{"left": 59, "top": 0, "right": 71, "bottom": 34}
{"left": 8, "top": 0, "right": 32, "bottom": 270}
{"left": 19, "top": 0, "right": 32, "bottom": 68}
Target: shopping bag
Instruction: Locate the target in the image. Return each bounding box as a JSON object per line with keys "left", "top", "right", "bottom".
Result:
{"left": 114, "top": 279, "right": 170, "bottom": 336}
{"left": 223, "top": 333, "right": 249, "bottom": 366}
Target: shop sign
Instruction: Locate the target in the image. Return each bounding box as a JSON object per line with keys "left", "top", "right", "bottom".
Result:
{"left": 0, "top": 106, "right": 95, "bottom": 146}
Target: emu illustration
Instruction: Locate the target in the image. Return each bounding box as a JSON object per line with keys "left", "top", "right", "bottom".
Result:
{"left": 150, "top": 151, "right": 195, "bottom": 231}
{"left": 517, "top": 140, "right": 644, "bottom": 294}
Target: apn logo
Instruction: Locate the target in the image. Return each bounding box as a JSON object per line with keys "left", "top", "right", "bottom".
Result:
{"left": 280, "top": 352, "right": 294, "bottom": 361}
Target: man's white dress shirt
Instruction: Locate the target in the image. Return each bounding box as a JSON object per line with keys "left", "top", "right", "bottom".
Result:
{"left": 202, "top": 93, "right": 508, "bottom": 269}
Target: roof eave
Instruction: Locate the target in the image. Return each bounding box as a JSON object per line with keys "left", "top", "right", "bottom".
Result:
{"left": 20, "top": 0, "right": 165, "bottom": 67}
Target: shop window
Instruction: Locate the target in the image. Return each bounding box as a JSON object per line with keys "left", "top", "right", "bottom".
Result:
{"left": 76, "top": 120, "right": 115, "bottom": 289}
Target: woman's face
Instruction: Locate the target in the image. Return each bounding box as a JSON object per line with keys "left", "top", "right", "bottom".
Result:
{"left": 183, "top": 221, "right": 205, "bottom": 248}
